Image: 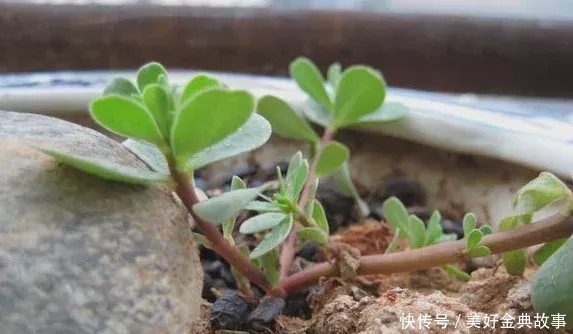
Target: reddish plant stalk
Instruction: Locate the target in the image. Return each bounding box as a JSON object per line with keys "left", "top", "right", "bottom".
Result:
{"left": 278, "top": 127, "right": 336, "bottom": 280}
{"left": 279, "top": 213, "right": 573, "bottom": 295}
{"left": 168, "top": 157, "right": 285, "bottom": 298}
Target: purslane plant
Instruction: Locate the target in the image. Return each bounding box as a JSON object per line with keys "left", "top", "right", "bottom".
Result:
{"left": 36, "top": 61, "right": 573, "bottom": 324}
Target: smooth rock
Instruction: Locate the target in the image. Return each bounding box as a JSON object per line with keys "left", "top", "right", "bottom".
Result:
{"left": 0, "top": 111, "right": 203, "bottom": 334}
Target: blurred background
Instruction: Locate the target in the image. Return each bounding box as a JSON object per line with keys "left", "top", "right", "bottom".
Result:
{"left": 1, "top": 0, "right": 573, "bottom": 97}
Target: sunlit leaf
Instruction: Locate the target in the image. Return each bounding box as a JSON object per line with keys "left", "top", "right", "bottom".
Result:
{"left": 425, "top": 210, "right": 443, "bottom": 246}
{"left": 315, "top": 141, "right": 349, "bottom": 177}
{"left": 239, "top": 212, "right": 288, "bottom": 234}
{"left": 462, "top": 213, "right": 477, "bottom": 237}
{"left": 192, "top": 185, "right": 268, "bottom": 225}
{"left": 185, "top": 114, "right": 271, "bottom": 170}
{"left": 408, "top": 215, "right": 426, "bottom": 249}
{"left": 137, "top": 62, "right": 168, "bottom": 92}
{"left": 180, "top": 74, "right": 221, "bottom": 105}
{"left": 333, "top": 66, "right": 386, "bottom": 127}
{"left": 381, "top": 196, "right": 410, "bottom": 236}
{"left": 469, "top": 245, "right": 491, "bottom": 257}
{"left": 290, "top": 57, "right": 332, "bottom": 111}
{"left": 257, "top": 95, "right": 319, "bottom": 143}
{"left": 39, "top": 147, "right": 169, "bottom": 185}
{"left": 327, "top": 62, "right": 342, "bottom": 90}
{"left": 514, "top": 172, "right": 573, "bottom": 215}
{"left": 143, "top": 84, "right": 171, "bottom": 138}
{"left": 466, "top": 229, "right": 483, "bottom": 251}
{"left": 171, "top": 89, "right": 254, "bottom": 164}
{"left": 90, "top": 95, "right": 165, "bottom": 145}
{"left": 250, "top": 215, "right": 293, "bottom": 259}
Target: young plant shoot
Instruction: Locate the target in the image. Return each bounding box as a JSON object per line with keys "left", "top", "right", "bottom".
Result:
{"left": 36, "top": 60, "right": 573, "bottom": 326}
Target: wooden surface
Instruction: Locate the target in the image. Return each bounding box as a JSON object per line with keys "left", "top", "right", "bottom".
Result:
{"left": 1, "top": 3, "right": 573, "bottom": 97}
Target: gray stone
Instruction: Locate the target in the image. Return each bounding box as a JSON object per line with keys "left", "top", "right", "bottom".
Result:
{"left": 0, "top": 111, "right": 203, "bottom": 334}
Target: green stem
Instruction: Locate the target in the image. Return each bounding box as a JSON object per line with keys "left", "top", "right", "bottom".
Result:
{"left": 280, "top": 213, "right": 573, "bottom": 295}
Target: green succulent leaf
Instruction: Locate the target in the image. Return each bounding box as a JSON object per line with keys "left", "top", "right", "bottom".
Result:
{"left": 479, "top": 225, "right": 493, "bottom": 235}
{"left": 327, "top": 62, "right": 342, "bottom": 90}
{"left": 170, "top": 89, "right": 254, "bottom": 164}
{"left": 90, "top": 95, "right": 165, "bottom": 145}
{"left": 357, "top": 102, "right": 407, "bottom": 124}
{"left": 285, "top": 152, "right": 309, "bottom": 201}
{"left": 438, "top": 233, "right": 458, "bottom": 242}
{"left": 381, "top": 196, "right": 410, "bottom": 236}
{"left": 192, "top": 184, "right": 268, "bottom": 225}
{"left": 103, "top": 77, "right": 139, "bottom": 97}
{"left": 185, "top": 114, "right": 271, "bottom": 170}
{"left": 260, "top": 250, "right": 280, "bottom": 286}
{"left": 315, "top": 141, "right": 349, "bottom": 177}
{"left": 533, "top": 238, "right": 567, "bottom": 265}
{"left": 142, "top": 84, "right": 171, "bottom": 139}
{"left": 239, "top": 212, "right": 288, "bottom": 234}
{"left": 532, "top": 236, "right": 573, "bottom": 327}
{"left": 223, "top": 176, "right": 247, "bottom": 241}
{"left": 245, "top": 200, "right": 281, "bottom": 213}
{"left": 333, "top": 66, "right": 386, "bottom": 127}
{"left": 311, "top": 200, "right": 329, "bottom": 236}
{"left": 462, "top": 213, "right": 477, "bottom": 237}
{"left": 297, "top": 227, "right": 328, "bottom": 244}
{"left": 499, "top": 215, "right": 530, "bottom": 276}
{"left": 466, "top": 229, "right": 483, "bottom": 251}
{"left": 122, "top": 139, "right": 169, "bottom": 174}
{"left": 442, "top": 264, "right": 471, "bottom": 281}
{"left": 425, "top": 210, "right": 443, "bottom": 246}
{"left": 257, "top": 95, "right": 319, "bottom": 143}
{"left": 180, "top": 74, "right": 221, "bottom": 105}
{"left": 137, "top": 62, "right": 168, "bottom": 92}
{"left": 408, "top": 215, "right": 426, "bottom": 249}
{"left": 39, "top": 147, "right": 169, "bottom": 185}
{"left": 302, "top": 100, "right": 331, "bottom": 127}
{"left": 385, "top": 228, "right": 401, "bottom": 254}
{"left": 514, "top": 172, "right": 573, "bottom": 215}
{"left": 290, "top": 57, "right": 332, "bottom": 111}
{"left": 331, "top": 161, "right": 370, "bottom": 217}
{"left": 470, "top": 245, "right": 491, "bottom": 257}
{"left": 250, "top": 214, "right": 293, "bottom": 259}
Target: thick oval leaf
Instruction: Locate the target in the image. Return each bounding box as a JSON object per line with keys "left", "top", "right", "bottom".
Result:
{"left": 499, "top": 215, "right": 529, "bottom": 276}
{"left": 327, "top": 62, "right": 342, "bottom": 90}
{"left": 122, "top": 139, "right": 169, "bottom": 174}
{"left": 185, "top": 114, "right": 271, "bottom": 170}
{"left": 532, "top": 236, "right": 573, "bottom": 327}
{"left": 286, "top": 152, "right": 309, "bottom": 201}
{"left": 90, "top": 95, "right": 164, "bottom": 145}
{"left": 333, "top": 66, "right": 386, "bottom": 127}
{"left": 143, "top": 84, "right": 171, "bottom": 138}
{"left": 302, "top": 100, "right": 331, "bottom": 127}
{"left": 466, "top": 229, "right": 483, "bottom": 251}
{"left": 425, "top": 210, "right": 443, "bottom": 246}
{"left": 315, "top": 141, "right": 349, "bottom": 177}
{"left": 250, "top": 215, "right": 293, "bottom": 259}
{"left": 357, "top": 102, "right": 407, "bottom": 124}
{"left": 260, "top": 250, "right": 280, "bottom": 285}
{"left": 193, "top": 185, "right": 267, "bottom": 225}
{"left": 514, "top": 172, "right": 573, "bottom": 215}
{"left": 381, "top": 197, "right": 410, "bottom": 235}
{"left": 297, "top": 227, "right": 327, "bottom": 244}
{"left": 331, "top": 161, "right": 370, "bottom": 217}
{"left": 469, "top": 245, "right": 491, "bottom": 257}
{"left": 180, "top": 74, "right": 221, "bottom": 105}
{"left": 290, "top": 57, "right": 332, "bottom": 111}
{"left": 39, "top": 147, "right": 169, "bottom": 185}
{"left": 171, "top": 89, "right": 255, "bottom": 163}
{"left": 479, "top": 225, "right": 493, "bottom": 235}
{"left": 408, "top": 215, "right": 426, "bottom": 249}
{"left": 137, "top": 62, "right": 168, "bottom": 92}
{"left": 239, "top": 212, "right": 287, "bottom": 234}
{"left": 533, "top": 238, "right": 567, "bottom": 265}
{"left": 311, "top": 200, "right": 329, "bottom": 236}
{"left": 245, "top": 200, "right": 281, "bottom": 213}
{"left": 462, "top": 213, "right": 477, "bottom": 237}
{"left": 257, "top": 95, "right": 319, "bottom": 143}
{"left": 104, "top": 77, "right": 139, "bottom": 97}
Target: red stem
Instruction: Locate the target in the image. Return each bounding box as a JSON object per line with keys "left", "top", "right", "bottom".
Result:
{"left": 279, "top": 213, "right": 573, "bottom": 295}
{"left": 278, "top": 127, "right": 335, "bottom": 280}
{"left": 169, "top": 158, "right": 285, "bottom": 298}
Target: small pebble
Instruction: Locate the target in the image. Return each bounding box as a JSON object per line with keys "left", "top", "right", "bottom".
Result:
{"left": 211, "top": 291, "right": 251, "bottom": 330}
{"left": 247, "top": 297, "right": 285, "bottom": 331}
